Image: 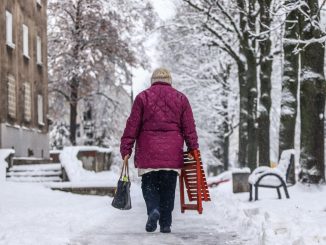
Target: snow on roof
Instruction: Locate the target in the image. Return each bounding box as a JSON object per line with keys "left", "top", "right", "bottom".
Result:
{"left": 49, "top": 149, "right": 62, "bottom": 154}
{"left": 70, "top": 146, "right": 112, "bottom": 153}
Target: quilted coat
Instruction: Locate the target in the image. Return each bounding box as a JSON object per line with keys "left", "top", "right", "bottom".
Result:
{"left": 120, "top": 82, "right": 199, "bottom": 169}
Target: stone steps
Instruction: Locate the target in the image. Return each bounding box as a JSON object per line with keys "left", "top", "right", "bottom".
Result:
{"left": 7, "top": 163, "right": 63, "bottom": 183}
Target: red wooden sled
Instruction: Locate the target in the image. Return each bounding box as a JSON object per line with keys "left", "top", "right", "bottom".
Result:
{"left": 180, "top": 149, "right": 210, "bottom": 214}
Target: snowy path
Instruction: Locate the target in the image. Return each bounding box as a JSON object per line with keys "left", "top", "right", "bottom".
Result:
{"left": 69, "top": 185, "right": 243, "bottom": 245}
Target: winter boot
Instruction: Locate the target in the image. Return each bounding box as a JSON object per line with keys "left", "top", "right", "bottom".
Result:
{"left": 160, "top": 226, "right": 171, "bottom": 233}
{"left": 145, "top": 209, "right": 160, "bottom": 232}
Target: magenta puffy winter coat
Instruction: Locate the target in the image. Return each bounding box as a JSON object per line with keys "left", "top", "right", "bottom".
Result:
{"left": 120, "top": 82, "right": 199, "bottom": 169}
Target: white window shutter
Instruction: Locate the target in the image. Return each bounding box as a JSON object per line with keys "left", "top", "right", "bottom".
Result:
{"left": 7, "top": 75, "right": 16, "bottom": 118}
{"left": 24, "top": 83, "right": 32, "bottom": 122}
{"left": 23, "top": 24, "right": 29, "bottom": 58}
{"left": 37, "top": 36, "right": 42, "bottom": 64}
{"left": 6, "top": 11, "right": 13, "bottom": 46}
{"left": 38, "top": 95, "right": 44, "bottom": 125}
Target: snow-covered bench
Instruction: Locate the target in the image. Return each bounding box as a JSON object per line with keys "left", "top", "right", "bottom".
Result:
{"left": 248, "top": 149, "right": 295, "bottom": 201}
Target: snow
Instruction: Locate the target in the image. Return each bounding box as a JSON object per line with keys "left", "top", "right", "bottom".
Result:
{"left": 0, "top": 149, "right": 15, "bottom": 182}
{"left": 1, "top": 168, "right": 326, "bottom": 244}
{"left": 10, "top": 164, "right": 61, "bottom": 171}
{"left": 7, "top": 170, "right": 61, "bottom": 177}
{"left": 149, "top": 0, "right": 177, "bottom": 21}
{"left": 12, "top": 157, "right": 47, "bottom": 161}
{"left": 0, "top": 181, "right": 245, "bottom": 245}
{"left": 231, "top": 183, "right": 326, "bottom": 245}
{"left": 55, "top": 146, "right": 117, "bottom": 187}
{"left": 49, "top": 149, "right": 62, "bottom": 154}
{"left": 7, "top": 176, "right": 62, "bottom": 183}
{"left": 232, "top": 167, "right": 251, "bottom": 174}
{"left": 248, "top": 149, "right": 295, "bottom": 185}
{"left": 71, "top": 146, "right": 112, "bottom": 153}
{"left": 59, "top": 146, "right": 115, "bottom": 185}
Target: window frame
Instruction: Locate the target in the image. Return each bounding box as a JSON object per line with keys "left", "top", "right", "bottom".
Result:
{"left": 36, "top": 0, "right": 42, "bottom": 7}
{"left": 5, "top": 11, "right": 15, "bottom": 49}
{"left": 37, "top": 94, "right": 44, "bottom": 125}
{"left": 36, "top": 35, "right": 42, "bottom": 65}
{"left": 23, "top": 24, "right": 30, "bottom": 59}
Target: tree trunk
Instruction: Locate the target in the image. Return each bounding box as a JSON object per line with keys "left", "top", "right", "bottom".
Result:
{"left": 246, "top": 49, "right": 258, "bottom": 171}
{"left": 257, "top": 0, "right": 272, "bottom": 166}
{"left": 221, "top": 65, "right": 231, "bottom": 170}
{"left": 69, "top": 77, "right": 79, "bottom": 145}
{"left": 238, "top": 63, "right": 249, "bottom": 167}
{"left": 245, "top": 0, "right": 258, "bottom": 171}
{"left": 69, "top": 2, "right": 81, "bottom": 146}
{"left": 223, "top": 121, "right": 229, "bottom": 171}
{"left": 237, "top": 0, "right": 250, "bottom": 167}
{"left": 279, "top": 0, "right": 299, "bottom": 159}
{"left": 299, "top": 0, "right": 325, "bottom": 183}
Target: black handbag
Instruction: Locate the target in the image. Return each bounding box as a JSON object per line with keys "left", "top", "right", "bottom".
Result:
{"left": 111, "top": 158, "right": 132, "bottom": 210}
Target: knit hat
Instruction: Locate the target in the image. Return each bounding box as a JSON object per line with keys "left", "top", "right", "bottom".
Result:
{"left": 151, "top": 67, "right": 172, "bottom": 84}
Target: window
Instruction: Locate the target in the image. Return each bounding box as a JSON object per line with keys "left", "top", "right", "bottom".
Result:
{"left": 36, "top": 0, "right": 42, "bottom": 7}
{"left": 37, "top": 94, "right": 44, "bottom": 125}
{"left": 7, "top": 75, "right": 16, "bottom": 118}
{"left": 6, "top": 11, "right": 15, "bottom": 48}
{"left": 36, "top": 36, "right": 42, "bottom": 65}
{"left": 24, "top": 83, "right": 32, "bottom": 122}
{"left": 23, "top": 24, "right": 29, "bottom": 58}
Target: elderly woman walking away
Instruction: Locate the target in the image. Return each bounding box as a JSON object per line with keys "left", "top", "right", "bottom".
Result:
{"left": 120, "top": 68, "right": 199, "bottom": 233}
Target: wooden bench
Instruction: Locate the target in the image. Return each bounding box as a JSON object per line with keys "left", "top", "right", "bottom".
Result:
{"left": 248, "top": 149, "right": 294, "bottom": 201}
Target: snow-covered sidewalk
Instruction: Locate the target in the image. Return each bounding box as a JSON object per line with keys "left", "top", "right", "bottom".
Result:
{"left": 0, "top": 181, "right": 247, "bottom": 245}
{"left": 69, "top": 185, "right": 244, "bottom": 245}
{"left": 3, "top": 176, "right": 324, "bottom": 245}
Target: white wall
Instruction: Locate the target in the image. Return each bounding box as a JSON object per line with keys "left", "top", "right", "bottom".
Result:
{"left": 0, "top": 124, "right": 49, "bottom": 158}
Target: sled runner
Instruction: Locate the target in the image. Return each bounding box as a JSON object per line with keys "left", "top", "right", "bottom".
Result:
{"left": 180, "top": 150, "right": 210, "bottom": 214}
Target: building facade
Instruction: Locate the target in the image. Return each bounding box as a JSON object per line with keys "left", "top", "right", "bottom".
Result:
{"left": 0, "top": 0, "right": 49, "bottom": 157}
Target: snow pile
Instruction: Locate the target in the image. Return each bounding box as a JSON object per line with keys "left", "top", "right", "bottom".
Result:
{"left": 213, "top": 183, "right": 264, "bottom": 244}
{"left": 59, "top": 146, "right": 116, "bottom": 185}
{"left": 0, "top": 149, "right": 15, "bottom": 182}
{"left": 214, "top": 177, "right": 326, "bottom": 245}
{"left": 0, "top": 182, "right": 113, "bottom": 244}
{"left": 207, "top": 168, "right": 250, "bottom": 184}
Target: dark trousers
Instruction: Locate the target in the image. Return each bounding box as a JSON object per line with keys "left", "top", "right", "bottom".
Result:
{"left": 141, "top": 170, "right": 178, "bottom": 227}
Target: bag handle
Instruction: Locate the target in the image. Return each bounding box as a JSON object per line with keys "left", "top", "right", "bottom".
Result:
{"left": 119, "top": 157, "right": 130, "bottom": 181}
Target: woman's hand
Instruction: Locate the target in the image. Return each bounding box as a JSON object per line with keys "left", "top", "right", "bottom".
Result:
{"left": 188, "top": 152, "right": 194, "bottom": 160}
{"left": 188, "top": 149, "right": 199, "bottom": 160}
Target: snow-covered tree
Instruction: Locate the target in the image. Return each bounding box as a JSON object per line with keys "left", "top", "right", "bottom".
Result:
{"left": 279, "top": 0, "right": 300, "bottom": 159}
{"left": 180, "top": 0, "right": 283, "bottom": 169}
{"left": 156, "top": 3, "right": 237, "bottom": 172}
{"left": 257, "top": 0, "right": 273, "bottom": 166}
{"left": 298, "top": 0, "right": 325, "bottom": 183}
{"left": 48, "top": 0, "right": 155, "bottom": 146}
